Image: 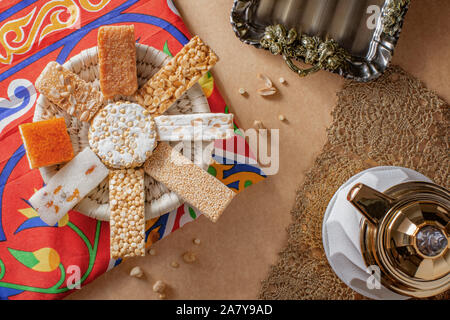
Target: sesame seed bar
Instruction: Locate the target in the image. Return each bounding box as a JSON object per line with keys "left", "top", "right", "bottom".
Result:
{"left": 136, "top": 36, "right": 219, "bottom": 116}
{"left": 29, "top": 148, "right": 109, "bottom": 226}
{"left": 154, "top": 113, "right": 234, "bottom": 141}
{"left": 19, "top": 118, "right": 74, "bottom": 169}
{"left": 109, "top": 168, "right": 146, "bottom": 259}
{"left": 35, "top": 61, "right": 104, "bottom": 122}
{"left": 144, "top": 142, "right": 235, "bottom": 222}
{"left": 98, "top": 25, "right": 138, "bottom": 98}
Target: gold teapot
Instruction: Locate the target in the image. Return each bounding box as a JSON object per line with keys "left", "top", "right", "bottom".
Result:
{"left": 348, "top": 181, "right": 449, "bottom": 298}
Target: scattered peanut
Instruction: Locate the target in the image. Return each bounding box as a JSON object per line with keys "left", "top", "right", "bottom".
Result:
{"left": 148, "top": 248, "right": 156, "bottom": 256}
{"left": 182, "top": 251, "right": 197, "bottom": 263}
{"left": 158, "top": 293, "right": 167, "bottom": 300}
{"left": 238, "top": 88, "right": 247, "bottom": 95}
{"left": 257, "top": 87, "right": 277, "bottom": 96}
{"left": 279, "top": 77, "right": 286, "bottom": 84}
{"left": 253, "top": 120, "right": 265, "bottom": 130}
{"left": 129, "top": 266, "right": 144, "bottom": 278}
{"left": 257, "top": 73, "right": 273, "bottom": 88}
{"left": 153, "top": 280, "right": 166, "bottom": 293}
{"left": 170, "top": 261, "right": 180, "bottom": 268}
{"left": 278, "top": 114, "right": 286, "bottom": 122}
{"left": 193, "top": 238, "right": 201, "bottom": 245}
{"left": 255, "top": 73, "right": 277, "bottom": 96}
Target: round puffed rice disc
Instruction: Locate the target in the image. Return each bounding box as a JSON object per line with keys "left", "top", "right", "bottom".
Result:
{"left": 89, "top": 102, "right": 157, "bottom": 169}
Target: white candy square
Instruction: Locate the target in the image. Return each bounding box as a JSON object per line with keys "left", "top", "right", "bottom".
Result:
{"left": 29, "top": 148, "right": 108, "bottom": 225}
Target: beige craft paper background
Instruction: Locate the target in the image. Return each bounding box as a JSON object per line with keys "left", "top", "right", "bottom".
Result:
{"left": 68, "top": 0, "right": 450, "bottom": 300}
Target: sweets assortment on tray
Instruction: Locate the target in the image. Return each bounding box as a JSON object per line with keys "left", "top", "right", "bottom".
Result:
{"left": 23, "top": 24, "right": 235, "bottom": 259}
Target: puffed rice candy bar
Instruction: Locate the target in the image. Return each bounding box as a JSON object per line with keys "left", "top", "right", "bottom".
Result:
{"left": 154, "top": 113, "right": 234, "bottom": 141}
{"left": 109, "top": 168, "right": 146, "bottom": 259}
{"left": 35, "top": 61, "right": 104, "bottom": 122}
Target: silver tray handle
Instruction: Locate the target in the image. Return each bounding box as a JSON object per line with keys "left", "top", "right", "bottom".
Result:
{"left": 260, "top": 24, "right": 351, "bottom": 77}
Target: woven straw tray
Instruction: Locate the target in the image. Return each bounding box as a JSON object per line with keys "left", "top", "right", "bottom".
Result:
{"left": 33, "top": 44, "right": 211, "bottom": 221}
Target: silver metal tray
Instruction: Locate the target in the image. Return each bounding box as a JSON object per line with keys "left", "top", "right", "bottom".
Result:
{"left": 231, "top": 0, "right": 410, "bottom": 82}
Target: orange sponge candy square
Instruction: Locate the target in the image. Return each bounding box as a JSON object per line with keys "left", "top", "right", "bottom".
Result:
{"left": 19, "top": 118, "right": 74, "bottom": 169}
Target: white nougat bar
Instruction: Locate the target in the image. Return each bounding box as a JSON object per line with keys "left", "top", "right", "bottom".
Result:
{"left": 29, "top": 148, "right": 108, "bottom": 225}
{"left": 154, "top": 113, "right": 234, "bottom": 141}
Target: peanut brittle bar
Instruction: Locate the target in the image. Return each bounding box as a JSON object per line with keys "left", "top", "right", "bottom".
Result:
{"left": 144, "top": 142, "right": 235, "bottom": 222}
{"left": 35, "top": 62, "right": 104, "bottom": 122}
{"left": 19, "top": 118, "right": 74, "bottom": 169}
{"left": 136, "top": 36, "right": 219, "bottom": 116}
{"left": 109, "top": 168, "right": 146, "bottom": 259}
{"left": 29, "top": 148, "right": 109, "bottom": 226}
{"left": 98, "top": 25, "right": 138, "bottom": 98}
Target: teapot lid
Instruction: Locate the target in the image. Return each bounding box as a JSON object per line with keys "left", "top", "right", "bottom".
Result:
{"left": 368, "top": 182, "right": 449, "bottom": 297}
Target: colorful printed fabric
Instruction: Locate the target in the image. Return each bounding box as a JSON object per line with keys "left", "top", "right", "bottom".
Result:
{"left": 0, "top": 0, "right": 266, "bottom": 300}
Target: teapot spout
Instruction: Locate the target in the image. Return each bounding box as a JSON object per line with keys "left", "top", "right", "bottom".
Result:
{"left": 347, "top": 183, "right": 395, "bottom": 226}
